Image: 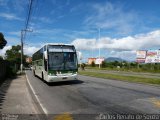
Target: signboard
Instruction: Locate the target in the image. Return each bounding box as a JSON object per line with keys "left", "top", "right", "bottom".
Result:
{"left": 136, "top": 49, "right": 160, "bottom": 63}
{"left": 95, "top": 58, "right": 104, "bottom": 64}
{"left": 136, "top": 50, "right": 146, "bottom": 59}
{"left": 145, "top": 50, "right": 160, "bottom": 63}
{"left": 136, "top": 58, "right": 146, "bottom": 63}
{"left": 136, "top": 50, "right": 146, "bottom": 63}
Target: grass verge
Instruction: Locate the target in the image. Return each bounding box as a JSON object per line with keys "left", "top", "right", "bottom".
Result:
{"left": 79, "top": 71, "right": 160, "bottom": 85}
{"left": 85, "top": 67, "right": 160, "bottom": 73}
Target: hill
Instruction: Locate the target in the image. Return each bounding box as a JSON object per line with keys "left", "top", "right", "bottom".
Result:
{"left": 105, "top": 57, "right": 125, "bottom": 62}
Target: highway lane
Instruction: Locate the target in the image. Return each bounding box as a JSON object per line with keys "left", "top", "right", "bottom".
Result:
{"left": 26, "top": 70, "right": 160, "bottom": 118}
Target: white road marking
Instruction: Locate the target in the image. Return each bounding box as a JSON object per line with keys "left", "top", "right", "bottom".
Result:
{"left": 25, "top": 71, "right": 48, "bottom": 114}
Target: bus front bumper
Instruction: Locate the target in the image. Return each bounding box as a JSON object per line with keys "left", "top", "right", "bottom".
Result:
{"left": 47, "top": 74, "right": 77, "bottom": 82}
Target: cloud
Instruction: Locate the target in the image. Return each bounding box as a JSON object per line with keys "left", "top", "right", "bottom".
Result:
{"left": 0, "top": 45, "right": 12, "bottom": 57}
{"left": 8, "top": 31, "right": 20, "bottom": 37}
{"left": 11, "top": 0, "right": 28, "bottom": 12}
{"left": 38, "top": 17, "right": 52, "bottom": 23}
{"left": 24, "top": 46, "right": 39, "bottom": 56}
{"left": 84, "top": 2, "right": 138, "bottom": 35}
{"left": 71, "top": 38, "right": 96, "bottom": 50}
{"left": 32, "top": 28, "right": 63, "bottom": 39}
{"left": 0, "top": 0, "right": 28, "bottom": 12}
{"left": 71, "top": 30, "right": 160, "bottom": 51}
{"left": 33, "top": 28, "right": 99, "bottom": 42}
{"left": 108, "top": 50, "right": 136, "bottom": 61}
{"left": 66, "top": 0, "right": 70, "bottom": 6}
{"left": 0, "top": 45, "right": 39, "bottom": 57}
{"left": 0, "top": 13, "right": 23, "bottom": 21}
{"left": 32, "top": 16, "right": 53, "bottom": 24}
{"left": 0, "top": 0, "right": 7, "bottom": 6}
{"left": 5, "top": 36, "right": 20, "bottom": 45}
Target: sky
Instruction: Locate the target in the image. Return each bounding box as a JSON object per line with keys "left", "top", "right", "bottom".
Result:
{"left": 0, "top": 0, "right": 160, "bottom": 62}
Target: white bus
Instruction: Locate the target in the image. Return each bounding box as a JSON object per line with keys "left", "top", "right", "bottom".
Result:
{"left": 32, "top": 43, "right": 78, "bottom": 82}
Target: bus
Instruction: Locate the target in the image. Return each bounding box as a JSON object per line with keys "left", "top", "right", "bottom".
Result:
{"left": 32, "top": 43, "right": 78, "bottom": 82}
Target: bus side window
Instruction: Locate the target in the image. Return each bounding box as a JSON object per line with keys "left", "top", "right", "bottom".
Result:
{"left": 36, "top": 61, "right": 38, "bottom": 65}
{"left": 44, "top": 58, "right": 47, "bottom": 71}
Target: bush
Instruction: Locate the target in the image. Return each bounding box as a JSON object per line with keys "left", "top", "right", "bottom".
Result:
{"left": 91, "top": 61, "right": 96, "bottom": 67}
{"left": 5, "top": 61, "right": 17, "bottom": 78}
{"left": 101, "top": 61, "right": 106, "bottom": 68}
{"left": 81, "top": 63, "right": 86, "bottom": 70}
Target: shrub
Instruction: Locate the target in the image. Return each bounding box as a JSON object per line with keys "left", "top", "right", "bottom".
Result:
{"left": 91, "top": 61, "right": 96, "bottom": 67}
{"left": 101, "top": 61, "right": 106, "bottom": 68}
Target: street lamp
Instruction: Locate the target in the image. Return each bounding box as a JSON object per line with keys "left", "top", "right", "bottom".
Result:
{"left": 20, "top": 29, "right": 33, "bottom": 73}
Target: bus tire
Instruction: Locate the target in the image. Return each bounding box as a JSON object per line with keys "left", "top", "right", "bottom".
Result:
{"left": 42, "top": 72, "right": 44, "bottom": 81}
{"left": 33, "top": 70, "right": 36, "bottom": 76}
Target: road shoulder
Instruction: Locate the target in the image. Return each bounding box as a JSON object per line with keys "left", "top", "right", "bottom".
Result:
{"left": 0, "top": 74, "right": 43, "bottom": 119}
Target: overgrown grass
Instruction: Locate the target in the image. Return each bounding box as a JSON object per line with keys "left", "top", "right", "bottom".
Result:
{"left": 85, "top": 66, "right": 160, "bottom": 73}
{"left": 79, "top": 71, "right": 160, "bottom": 85}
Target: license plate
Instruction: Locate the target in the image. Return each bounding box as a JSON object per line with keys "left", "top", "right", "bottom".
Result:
{"left": 62, "top": 77, "right": 67, "bottom": 79}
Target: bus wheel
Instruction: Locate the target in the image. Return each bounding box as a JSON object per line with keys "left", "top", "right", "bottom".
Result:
{"left": 42, "top": 72, "right": 44, "bottom": 81}
{"left": 33, "top": 70, "right": 36, "bottom": 76}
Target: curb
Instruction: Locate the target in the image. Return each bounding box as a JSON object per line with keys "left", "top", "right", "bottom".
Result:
{"left": 25, "top": 70, "right": 48, "bottom": 120}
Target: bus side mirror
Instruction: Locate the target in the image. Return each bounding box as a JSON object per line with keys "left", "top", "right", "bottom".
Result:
{"left": 44, "top": 51, "right": 48, "bottom": 59}
{"left": 77, "top": 51, "right": 82, "bottom": 60}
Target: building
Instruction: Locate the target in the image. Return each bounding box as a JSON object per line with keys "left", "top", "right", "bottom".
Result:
{"left": 88, "top": 58, "right": 96, "bottom": 65}
{"left": 26, "top": 57, "right": 32, "bottom": 63}
{"left": 88, "top": 57, "right": 105, "bottom": 65}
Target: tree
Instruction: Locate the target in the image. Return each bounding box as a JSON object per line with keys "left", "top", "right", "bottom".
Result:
{"left": 101, "top": 61, "right": 106, "bottom": 68}
{"left": 5, "top": 45, "right": 21, "bottom": 71}
{"left": 91, "top": 61, "right": 95, "bottom": 67}
{"left": 5, "top": 45, "right": 28, "bottom": 70}
{"left": 111, "top": 61, "right": 120, "bottom": 67}
{"left": 81, "top": 63, "right": 86, "bottom": 70}
{"left": 5, "top": 45, "right": 21, "bottom": 62}
{"left": 0, "top": 32, "right": 7, "bottom": 49}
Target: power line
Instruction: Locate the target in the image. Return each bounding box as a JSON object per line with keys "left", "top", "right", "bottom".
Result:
{"left": 25, "top": 0, "right": 33, "bottom": 29}
{"left": 24, "top": 0, "right": 42, "bottom": 43}
{"left": 20, "top": 0, "right": 34, "bottom": 73}
{"left": 24, "top": 0, "right": 38, "bottom": 44}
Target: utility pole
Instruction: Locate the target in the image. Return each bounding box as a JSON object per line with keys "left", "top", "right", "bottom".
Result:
{"left": 20, "top": 0, "right": 34, "bottom": 73}
{"left": 20, "top": 30, "right": 24, "bottom": 73}
{"left": 20, "top": 29, "right": 33, "bottom": 73}
{"left": 98, "top": 28, "right": 101, "bottom": 69}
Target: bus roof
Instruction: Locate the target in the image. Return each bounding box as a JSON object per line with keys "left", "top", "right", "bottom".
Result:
{"left": 45, "top": 43, "right": 74, "bottom": 46}
{"left": 32, "top": 43, "right": 75, "bottom": 56}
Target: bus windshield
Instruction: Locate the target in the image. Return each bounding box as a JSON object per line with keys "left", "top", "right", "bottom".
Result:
{"left": 48, "top": 52, "right": 77, "bottom": 70}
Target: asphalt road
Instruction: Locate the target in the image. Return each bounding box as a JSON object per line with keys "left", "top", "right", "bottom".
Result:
{"left": 26, "top": 70, "right": 160, "bottom": 119}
